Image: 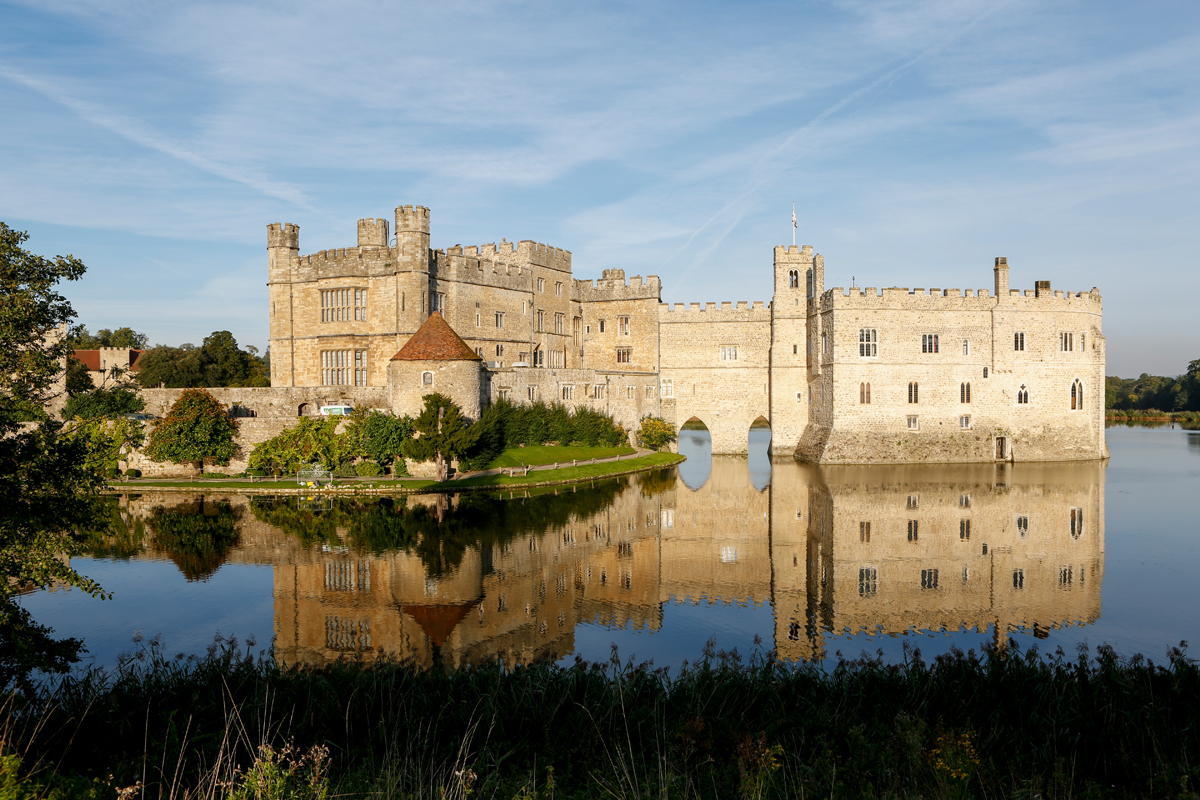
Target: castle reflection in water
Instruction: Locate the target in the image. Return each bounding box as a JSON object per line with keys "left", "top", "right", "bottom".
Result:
{"left": 117, "top": 457, "right": 1105, "bottom": 668}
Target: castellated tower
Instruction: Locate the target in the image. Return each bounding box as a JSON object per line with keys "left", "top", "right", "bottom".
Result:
{"left": 267, "top": 223, "right": 300, "bottom": 386}
{"left": 357, "top": 218, "right": 389, "bottom": 249}
{"left": 395, "top": 205, "right": 432, "bottom": 334}
{"left": 770, "top": 245, "right": 814, "bottom": 455}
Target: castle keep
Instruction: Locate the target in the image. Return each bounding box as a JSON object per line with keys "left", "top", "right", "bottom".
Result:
{"left": 263, "top": 204, "right": 1106, "bottom": 463}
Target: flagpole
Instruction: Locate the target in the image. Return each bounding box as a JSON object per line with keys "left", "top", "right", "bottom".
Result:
{"left": 791, "top": 202, "right": 797, "bottom": 246}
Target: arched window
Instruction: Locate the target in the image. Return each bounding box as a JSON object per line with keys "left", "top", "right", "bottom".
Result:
{"left": 788, "top": 269, "right": 799, "bottom": 288}
{"left": 1071, "top": 379, "right": 1083, "bottom": 410}
{"left": 422, "top": 371, "right": 433, "bottom": 386}
{"left": 960, "top": 382, "right": 971, "bottom": 403}
{"left": 908, "top": 382, "right": 919, "bottom": 404}
{"left": 1017, "top": 384, "right": 1029, "bottom": 404}
{"left": 860, "top": 382, "right": 871, "bottom": 404}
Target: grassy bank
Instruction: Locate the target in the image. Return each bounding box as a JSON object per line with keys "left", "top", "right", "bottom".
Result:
{"left": 484, "top": 444, "right": 635, "bottom": 468}
{"left": 102, "top": 452, "right": 681, "bottom": 494}
{"left": 1105, "top": 410, "right": 1200, "bottom": 422}
{"left": 5, "top": 639, "right": 1198, "bottom": 800}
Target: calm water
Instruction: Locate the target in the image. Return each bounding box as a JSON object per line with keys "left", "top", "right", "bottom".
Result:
{"left": 20, "top": 424, "right": 1200, "bottom": 671}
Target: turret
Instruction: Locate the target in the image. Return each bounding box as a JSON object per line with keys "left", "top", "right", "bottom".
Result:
{"left": 395, "top": 205, "right": 431, "bottom": 269}
{"left": 773, "top": 244, "right": 812, "bottom": 314}
{"left": 357, "top": 218, "right": 390, "bottom": 249}
{"left": 994, "top": 257, "right": 1009, "bottom": 298}
{"left": 267, "top": 223, "right": 299, "bottom": 281}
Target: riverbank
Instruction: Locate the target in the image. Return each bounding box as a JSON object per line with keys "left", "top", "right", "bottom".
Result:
{"left": 101, "top": 451, "right": 685, "bottom": 495}
{"left": 1106, "top": 410, "right": 1200, "bottom": 422}
{"left": 6, "top": 638, "right": 1198, "bottom": 800}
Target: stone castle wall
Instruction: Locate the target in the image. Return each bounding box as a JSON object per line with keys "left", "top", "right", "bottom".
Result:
{"left": 255, "top": 207, "right": 1107, "bottom": 462}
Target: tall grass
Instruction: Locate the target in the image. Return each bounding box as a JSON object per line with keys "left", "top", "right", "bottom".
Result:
{"left": 4, "top": 636, "right": 1199, "bottom": 799}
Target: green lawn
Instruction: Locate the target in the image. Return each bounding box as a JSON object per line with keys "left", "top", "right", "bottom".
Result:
{"left": 451, "top": 452, "right": 683, "bottom": 487}
{"left": 106, "top": 477, "right": 436, "bottom": 491}
{"left": 485, "top": 444, "right": 634, "bottom": 468}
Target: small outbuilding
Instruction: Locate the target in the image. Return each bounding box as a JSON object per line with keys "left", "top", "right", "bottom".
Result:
{"left": 387, "top": 312, "right": 484, "bottom": 420}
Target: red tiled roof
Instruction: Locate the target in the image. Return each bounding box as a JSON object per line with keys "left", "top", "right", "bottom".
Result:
{"left": 400, "top": 601, "right": 479, "bottom": 647}
{"left": 390, "top": 312, "right": 482, "bottom": 362}
{"left": 129, "top": 349, "right": 145, "bottom": 371}
{"left": 72, "top": 350, "right": 100, "bottom": 370}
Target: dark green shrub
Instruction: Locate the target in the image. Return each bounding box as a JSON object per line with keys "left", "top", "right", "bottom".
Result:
{"left": 125, "top": 468, "right": 141, "bottom": 478}
{"left": 103, "top": 467, "right": 121, "bottom": 479}
{"left": 245, "top": 468, "right": 265, "bottom": 477}
{"left": 355, "top": 461, "right": 383, "bottom": 477}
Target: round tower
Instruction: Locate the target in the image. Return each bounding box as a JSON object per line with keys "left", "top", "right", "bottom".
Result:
{"left": 394, "top": 205, "right": 430, "bottom": 266}
{"left": 267, "top": 223, "right": 299, "bottom": 281}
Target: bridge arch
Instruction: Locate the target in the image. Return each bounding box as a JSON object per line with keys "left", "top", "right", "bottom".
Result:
{"left": 677, "top": 417, "right": 712, "bottom": 490}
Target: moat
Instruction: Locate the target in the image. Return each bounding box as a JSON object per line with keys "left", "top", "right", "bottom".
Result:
{"left": 21, "top": 424, "right": 1200, "bottom": 672}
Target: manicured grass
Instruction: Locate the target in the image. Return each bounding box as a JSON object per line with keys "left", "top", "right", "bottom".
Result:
{"left": 485, "top": 444, "right": 635, "bottom": 468}
{"left": 106, "top": 477, "right": 436, "bottom": 490}
{"left": 451, "top": 452, "right": 683, "bottom": 487}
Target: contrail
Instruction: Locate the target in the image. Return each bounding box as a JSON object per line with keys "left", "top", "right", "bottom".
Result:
{"left": 0, "top": 63, "right": 320, "bottom": 214}
{"left": 661, "top": 3, "right": 1003, "bottom": 290}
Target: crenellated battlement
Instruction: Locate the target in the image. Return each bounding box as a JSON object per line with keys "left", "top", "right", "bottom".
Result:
{"left": 267, "top": 223, "right": 300, "bottom": 250}
{"left": 357, "top": 218, "right": 389, "bottom": 248}
{"left": 816, "top": 284, "right": 1103, "bottom": 313}
{"left": 575, "top": 270, "right": 661, "bottom": 301}
{"left": 658, "top": 300, "right": 771, "bottom": 322}
{"left": 517, "top": 240, "right": 572, "bottom": 272}
{"left": 773, "top": 244, "right": 814, "bottom": 263}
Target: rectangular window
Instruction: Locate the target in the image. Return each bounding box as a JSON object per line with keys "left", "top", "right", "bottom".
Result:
{"left": 858, "top": 567, "right": 877, "bottom": 597}
{"left": 555, "top": 281, "right": 563, "bottom": 297}
{"left": 1014, "top": 331, "right": 1026, "bottom": 351}
{"left": 962, "top": 339, "right": 969, "bottom": 355}
{"left": 1059, "top": 565, "right": 1074, "bottom": 588}
{"left": 592, "top": 384, "right": 605, "bottom": 400}
{"left": 496, "top": 344, "right": 504, "bottom": 357}
{"left": 475, "top": 313, "right": 480, "bottom": 327}
{"left": 721, "top": 345, "right": 738, "bottom": 361}
{"left": 433, "top": 292, "right": 445, "bottom": 313}
{"left": 960, "top": 415, "right": 971, "bottom": 429}
{"left": 921, "top": 334, "right": 939, "bottom": 353}
{"left": 537, "top": 277, "right": 545, "bottom": 292}
{"left": 661, "top": 379, "right": 673, "bottom": 397}
{"left": 555, "top": 313, "right": 564, "bottom": 334}
{"left": 907, "top": 415, "right": 919, "bottom": 430}
{"left": 321, "top": 350, "right": 367, "bottom": 386}
{"left": 1013, "top": 569, "right": 1025, "bottom": 589}
{"left": 921, "top": 568, "right": 939, "bottom": 590}
{"left": 1070, "top": 507, "right": 1084, "bottom": 539}
{"left": 537, "top": 310, "right": 545, "bottom": 332}
{"left": 908, "top": 382, "right": 919, "bottom": 403}
{"left": 562, "top": 385, "right": 574, "bottom": 400}
{"left": 598, "top": 320, "right": 606, "bottom": 333}
{"left": 573, "top": 317, "right": 582, "bottom": 346}
{"left": 858, "top": 329, "right": 877, "bottom": 357}
{"left": 1017, "top": 515, "right": 1029, "bottom": 537}
{"left": 907, "top": 519, "right": 919, "bottom": 541}
{"left": 646, "top": 385, "right": 654, "bottom": 398}
{"left": 495, "top": 311, "right": 505, "bottom": 328}
{"left": 618, "top": 316, "right": 630, "bottom": 335}
{"left": 527, "top": 386, "right": 536, "bottom": 401}
{"left": 321, "top": 289, "right": 367, "bottom": 322}
{"left": 1060, "top": 332, "right": 1075, "bottom": 352}
{"left": 626, "top": 385, "right": 633, "bottom": 399}
{"left": 859, "top": 521, "right": 871, "bottom": 543}
{"left": 959, "top": 519, "right": 971, "bottom": 540}
{"left": 907, "top": 494, "right": 919, "bottom": 509}
{"left": 549, "top": 349, "right": 565, "bottom": 368}
{"left": 616, "top": 347, "right": 632, "bottom": 364}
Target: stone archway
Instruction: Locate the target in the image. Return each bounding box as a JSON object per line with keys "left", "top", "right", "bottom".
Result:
{"left": 677, "top": 417, "right": 712, "bottom": 490}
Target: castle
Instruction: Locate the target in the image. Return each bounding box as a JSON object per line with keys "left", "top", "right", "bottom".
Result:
{"left": 260, "top": 204, "right": 1107, "bottom": 463}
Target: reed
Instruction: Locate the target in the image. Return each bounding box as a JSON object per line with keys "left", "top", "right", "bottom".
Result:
{"left": 3, "top": 636, "right": 1198, "bottom": 799}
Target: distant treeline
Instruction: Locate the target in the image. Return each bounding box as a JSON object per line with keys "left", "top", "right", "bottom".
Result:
{"left": 66, "top": 325, "right": 269, "bottom": 389}
{"left": 1106, "top": 358, "right": 1200, "bottom": 412}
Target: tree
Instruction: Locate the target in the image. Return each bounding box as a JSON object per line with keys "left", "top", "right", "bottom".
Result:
{"left": 344, "top": 409, "right": 414, "bottom": 470}
{"left": 133, "top": 334, "right": 269, "bottom": 388}
{"left": 401, "top": 394, "right": 480, "bottom": 481}
{"left": 65, "top": 324, "right": 148, "bottom": 350}
{"left": 62, "top": 386, "right": 145, "bottom": 420}
{"left": 637, "top": 415, "right": 677, "bottom": 451}
{"left": 144, "top": 388, "right": 239, "bottom": 472}
{"left": 0, "top": 221, "right": 109, "bottom": 690}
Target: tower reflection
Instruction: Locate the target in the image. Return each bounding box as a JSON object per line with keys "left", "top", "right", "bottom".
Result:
{"left": 116, "top": 457, "right": 1104, "bottom": 668}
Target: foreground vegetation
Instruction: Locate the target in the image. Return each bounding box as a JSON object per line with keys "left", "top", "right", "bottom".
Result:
{"left": 4, "top": 638, "right": 1199, "bottom": 800}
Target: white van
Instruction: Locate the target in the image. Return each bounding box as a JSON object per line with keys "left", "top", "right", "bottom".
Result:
{"left": 319, "top": 405, "right": 354, "bottom": 416}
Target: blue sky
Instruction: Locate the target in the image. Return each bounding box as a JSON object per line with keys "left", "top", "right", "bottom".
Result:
{"left": 2, "top": 0, "right": 1197, "bottom": 376}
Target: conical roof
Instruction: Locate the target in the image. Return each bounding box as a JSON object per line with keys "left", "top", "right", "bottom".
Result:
{"left": 390, "top": 312, "right": 482, "bottom": 361}
{"left": 400, "top": 601, "right": 478, "bottom": 647}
